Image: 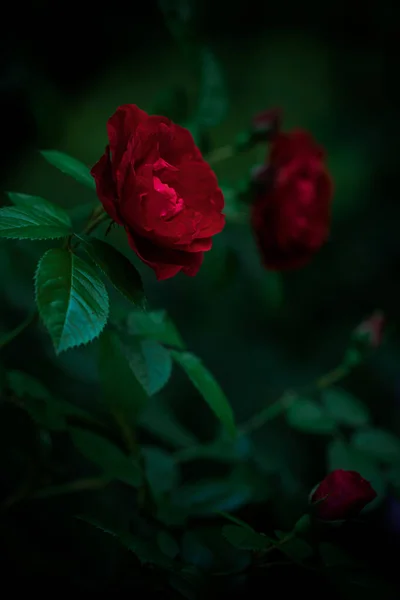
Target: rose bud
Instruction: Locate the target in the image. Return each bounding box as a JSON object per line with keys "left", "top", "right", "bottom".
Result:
{"left": 310, "top": 469, "right": 377, "bottom": 521}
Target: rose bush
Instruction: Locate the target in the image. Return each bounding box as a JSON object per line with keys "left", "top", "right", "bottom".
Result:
{"left": 91, "top": 104, "right": 225, "bottom": 280}
{"left": 251, "top": 128, "right": 333, "bottom": 270}
{"left": 311, "top": 469, "right": 377, "bottom": 521}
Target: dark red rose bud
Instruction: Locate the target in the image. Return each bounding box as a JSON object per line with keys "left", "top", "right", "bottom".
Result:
{"left": 354, "top": 311, "right": 385, "bottom": 348}
{"left": 311, "top": 469, "right": 377, "bottom": 521}
{"left": 251, "top": 129, "right": 333, "bottom": 270}
{"left": 91, "top": 104, "right": 225, "bottom": 281}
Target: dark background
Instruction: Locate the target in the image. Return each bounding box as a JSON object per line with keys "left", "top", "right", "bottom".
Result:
{"left": 1, "top": 0, "right": 400, "bottom": 595}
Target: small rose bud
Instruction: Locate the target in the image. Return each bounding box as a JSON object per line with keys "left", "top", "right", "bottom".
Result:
{"left": 250, "top": 108, "right": 283, "bottom": 142}
{"left": 354, "top": 311, "right": 385, "bottom": 349}
{"left": 310, "top": 470, "right": 377, "bottom": 522}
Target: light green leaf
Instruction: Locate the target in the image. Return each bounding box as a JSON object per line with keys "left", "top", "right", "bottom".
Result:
{"left": 286, "top": 398, "right": 336, "bottom": 434}
{"left": 79, "top": 516, "right": 175, "bottom": 569}
{"left": 171, "top": 351, "right": 236, "bottom": 438}
{"left": 41, "top": 150, "right": 95, "bottom": 190}
{"left": 322, "top": 388, "right": 370, "bottom": 427}
{"left": 99, "top": 330, "right": 148, "bottom": 423}
{"left": 127, "top": 309, "right": 185, "bottom": 349}
{"left": 222, "top": 525, "right": 272, "bottom": 551}
{"left": 81, "top": 237, "right": 145, "bottom": 308}
{"left": 6, "top": 192, "right": 58, "bottom": 211}
{"left": 351, "top": 428, "right": 400, "bottom": 463}
{"left": 157, "top": 531, "right": 180, "bottom": 559}
{"left": 142, "top": 446, "right": 179, "bottom": 495}
{"left": 0, "top": 205, "right": 71, "bottom": 240}
{"left": 35, "top": 249, "right": 109, "bottom": 353}
{"left": 121, "top": 337, "right": 172, "bottom": 396}
{"left": 70, "top": 428, "right": 142, "bottom": 487}
{"left": 327, "top": 438, "right": 386, "bottom": 507}
{"left": 195, "top": 47, "right": 228, "bottom": 127}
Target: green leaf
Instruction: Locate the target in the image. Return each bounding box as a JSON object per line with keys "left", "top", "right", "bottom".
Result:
{"left": 319, "top": 542, "right": 362, "bottom": 568}
{"left": 35, "top": 249, "right": 109, "bottom": 353}
{"left": 286, "top": 398, "right": 336, "bottom": 434}
{"left": 322, "top": 388, "right": 370, "bottom": 427}
{"left": 195, "top": 47, "right": 228, "bottom": 127}
{"left": 41, "top": 150, "right": 95, "bottom": 190}
{"left": 222, "top": 525, "right": 272, "bottom": 551}
{"left": 81, "top": 237, "right": 145, "bottom": 308}
{"left": 351, "top": 428, "right": 400, "bottom": 463}
{"left": 171, "top": 351, "right": 236, "bottom": 438}
{"left": 6, "top": 192, "right": 58, "bottom": 211}
{"left": 127, "top": 309, "right": 185, "bottom": 348}
{"left": 0, "top": 205, "right": 71, "bottom": 240}
{"left": 7, "top": 370, "right": 66, "bottom": 430}
{"left": 277, "top": 536, "right": 313, "bottom": 561}
{"left": 120, "top": 337, "right": 172, "bottom": 396}
{"left": 79, "top": 516, "right": 175, "bottom": 569}
{"left": 293, "top": 514, "right": 311, "bottom": 535}
{"left": 138, "top": 397, "right": 198, "bottom": 448}
{"left": 142, "top": 446, "right": 179, "bottom": 495}
{"left": 327, "top": 438, "right": 386, "bottom": 507}
{"left": 99, "top": 330, "right": 148, "bottom": 423}
{"left": 157, "top": 531, "right": 180, "bottom": 559}
{"left": 70, "top": 428, "right": 142, "bottom": 487}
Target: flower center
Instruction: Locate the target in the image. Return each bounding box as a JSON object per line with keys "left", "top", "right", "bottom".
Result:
{"left": 153, "top": 176, "right": 184, "bottom": 220}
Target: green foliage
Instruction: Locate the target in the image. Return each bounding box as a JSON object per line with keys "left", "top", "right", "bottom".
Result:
{"left": 194, "top": 47, "right": 228, "bottom": 128}
{"left": 70, "top": 428, "right": 142, "bottom": 487}
{"left": 171, "top": 351, "right": 236, "bottom": 438}
{"left": 7, "top": 191, "right": 59, "bottom": 210}
{"left": 80, "top": 517, "right": 176, "bottom": 570}
{"left": 157, "top": 531, "right": 180, "bottom": 559}
{"left": 127, "top": 309, "right": 185, "bottom": 349}
{"left": 98, "top": 330, "right": 148, "bottom": 423}
{"left": 138, "top": 397, "right": 198, "bottom": 449}
{"left": 222, "top": 524, "right": 272, "bottom": 551}
{"left": 0, "top": 204, "right": 71, "bottom": 240}
{"left": 142, "top": 445, "right": 179, "bottom": 495}
{"left": 351, "top": 428, "right": 400, "bottom": 463}
{"left": 120, "top": 336, "right": 172, "bottom": 396}
{"left": 81, "top": 237, "right": 145, "bottom": 308}
{"left": 35, "top": 249, "right": 109, "bottom": 353}
{"left": 322, "top": 388, "right": 370, "bottom": 427}
{"left": 41, "top": 150, "right": 96, "bottom": 190}
{"left": 286, "top": 397, "right": 336, "bottom": 434}
{"left": 276, "top": 535, "right": 314, "bottom": 561}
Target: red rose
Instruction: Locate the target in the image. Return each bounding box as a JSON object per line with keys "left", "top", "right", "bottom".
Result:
{"left": 91, "top": 104, "right": 225, "bottom": 280}
{"left": 354, "top": 311, "right": 385, "bottom": 348}
{"left": 311, "top": 469, "right": 377, "bottom": 521}
{"left": 251, "top": 129, "right": 333, "bottom": 270}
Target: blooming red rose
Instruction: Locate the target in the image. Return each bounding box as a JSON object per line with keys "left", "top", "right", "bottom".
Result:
{"left": 311, "top": 469, "right": 377, "bottom": 521}
{"left": 91, "top": 104, "right": 225, "bottom": 280}
{"left": 251, "top": 129, "right": 333, "bottom": 270}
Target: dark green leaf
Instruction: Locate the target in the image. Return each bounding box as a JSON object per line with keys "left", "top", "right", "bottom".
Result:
{"left": 351, "top": 428, "right": 400, "bottom": 463}
{"left": 127, "top": 309, "right": 185, "bottom": 348}
{"left": 222, "top": 525, "right": 272, "bottom": 551}
{"left": 35, "top": 249, "right": 109, "bottom": 353}
{"left": 142, "top": 446, "right": 179, "bottom": 495}
{"left": 293, "top": 514, "right": 311, "bottom": 535}
{"left": 322, "top": 388, "right": 370, "bottom": 427}
{"left": 157, "top": 531, "right": 180, "bottom": 559}
{"left": 79, "top": 516, "right": 175, "bottom": 569}
{"left": 278, "top": 536, "right": 313, "bottom": 561}
{"left": 7, "top": 369, "right": 50, "bottom": 400}
{"left": 195, "top": 47, "right": 228, "bottom": 127}
{"left": 0, "top": 205, "right": 71, "bottom": 240}
{"left": 319, "top": 542, "right": 362, "bottom": 568}
{"left": 174, "top": 435, "right": 252, "bottom": 463}
{"left": 6, "top": 192, "right": 58, "bottom": 211}
{"left": 70, "top": 428, "right": 142, "bottom": 487}
{"left": 138, "top": 397, "right": 198, "bottom": 448}
{"left": 327, "top": 439, "right": 386, "bottom": 508}
{"left": 286, "top": 398, "right": 336, "bottom": 434}
{"left": 171, "top": 351, "right": 236, "bottom": 438}
{"left": 99, "top": 330, "right": 148, "bottom": 423}
{"left": 120, "top": 337, "right": 172, "bottom": 396}
{"left": 81, "top": 237, "right": 145, "bottom": 307}
{"left": 41, "top": 150, "right": 95, "bottom": 190}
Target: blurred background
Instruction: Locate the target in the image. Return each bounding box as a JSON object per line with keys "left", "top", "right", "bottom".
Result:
{"left": 1, "top": 0, "right": 400, "bottom": 593}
